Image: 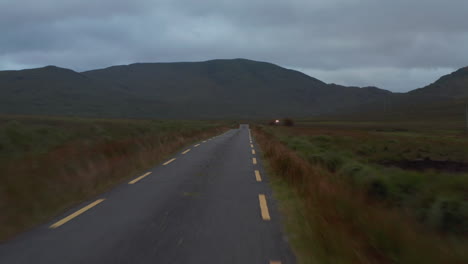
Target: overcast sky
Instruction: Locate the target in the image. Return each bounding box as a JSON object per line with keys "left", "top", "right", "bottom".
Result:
{"left": 1, "top": 0, "right": 467, "bottom": 92}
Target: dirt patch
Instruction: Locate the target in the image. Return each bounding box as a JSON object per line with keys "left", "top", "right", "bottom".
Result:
{"left": 381, "top": 158, "right": 468, "bottom": 173}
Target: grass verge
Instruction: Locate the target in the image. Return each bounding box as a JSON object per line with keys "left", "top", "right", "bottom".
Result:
{"left": 254, "top": 126, "right": 467, "bottom": 264}
{"left": 0, "top": 116, "right": 231, "bottom": 241}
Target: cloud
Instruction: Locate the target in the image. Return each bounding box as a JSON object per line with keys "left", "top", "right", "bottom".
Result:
{"left": 1, "top": 0, "right": 467, "bottom": 91}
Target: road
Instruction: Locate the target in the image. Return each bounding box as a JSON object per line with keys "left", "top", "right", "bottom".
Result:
{"left": 0, "top": 125, "right": 295, "bottom": 264}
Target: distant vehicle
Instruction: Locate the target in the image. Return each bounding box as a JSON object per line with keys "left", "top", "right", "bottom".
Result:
{"left": 268, "top": 119, "right": 294, "bottom": 126}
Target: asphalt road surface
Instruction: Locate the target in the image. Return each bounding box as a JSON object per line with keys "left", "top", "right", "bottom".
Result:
{"left": 0, "top": 124, "right": 295, "bottom": 264}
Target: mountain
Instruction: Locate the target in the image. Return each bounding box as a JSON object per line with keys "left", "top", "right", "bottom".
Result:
{"left": 83, "top": 59, "right": 391, "bottom": 117}
{"left": 0, "top": 59, "right": 466, "bottom": 119}
{"left": 83, "top": 59, "right": 329, "bottom": 117}
{"left": 0, "top": 59, "right": 391, "bottom": 118}
{"left": 334, "top": 66, "right": 468, "bottom": 118}
{"left": 409, "top": 67, "right": 468, "bottom": 98}
{"left": 0, "top": 66, "right": 174, "bottom": 118}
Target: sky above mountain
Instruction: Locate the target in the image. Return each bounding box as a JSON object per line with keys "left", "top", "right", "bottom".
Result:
{"left": 1, "top": 0, "right": 467, "bottom": 92}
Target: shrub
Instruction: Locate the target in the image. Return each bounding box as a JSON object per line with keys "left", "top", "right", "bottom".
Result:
{"left": 426, "top": 196, "right": 468, "bottom": 234}
{"left": 368, "top": 178, "right": 389, "bottom": 200}
{"left": 283, "top": 118, "right": 295, "bottom": 126}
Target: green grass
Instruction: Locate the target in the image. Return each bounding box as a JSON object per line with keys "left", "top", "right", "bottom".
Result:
{"left": 254, "top": 121, "right": 468, "bottom": 263}
{"left": 266, "top": 123, "right": 468, "bottom": 235}
{"left": 0, "top": 115, "right": 231, "bottom": 241}
{"left": 0, "top": 116, "right": 223, "bottom": 159}
{"left": 269, "top": 175, "right": 315, "bottom": 264}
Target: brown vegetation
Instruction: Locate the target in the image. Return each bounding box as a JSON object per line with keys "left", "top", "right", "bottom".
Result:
{"left": 0, "top": 119, "right": 227, "bottom": 241}
{"left": 253, "top": 126, "right": 466, "bottom": 264}
{"left": 283, "top": 118, "right": 295, "bottom": 126}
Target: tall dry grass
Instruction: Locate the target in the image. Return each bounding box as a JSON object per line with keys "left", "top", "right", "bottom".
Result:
{"left": 253, "top": 127, "right": 466, "bottom": 264}
{"left": 0, "top": 126, "right": 227, "bottom": 241}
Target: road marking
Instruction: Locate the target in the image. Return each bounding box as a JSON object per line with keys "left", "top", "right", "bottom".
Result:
{"left": 252, "top": 149, "right": 256, "bottom": 155}
{"left": 50, "top": 199, "right": 105, "bottom": 229}
{"left": 128, "top": 172, "right": 152, "bottom": 184}
{"left": 194, "top": 144, "right": 200, "bottom": 147}
{"left": 258, "top": 194, "right": 271, "bottom": 221}
{"left": 250, "top": 144, "right": 254, "bottom": 148}
{"left": 182, "top": 149, "right": 191, "bottom": 154}
{"left": 202, "top": 140, "right": 206, "bottom": 143}
{"left": 255, "top": 170, "right": 262, "bottom": 182}
{"left": 163, "top": 158, "right": 176, "bottom": 165}
{"left": 270, "top": 261, "right": 281, "bottom": 264}
{"left": 252, "top": 158, "right": 257, "bottom": 164}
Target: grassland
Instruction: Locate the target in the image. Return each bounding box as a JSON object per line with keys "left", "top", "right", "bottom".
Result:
{"left": 254, "top": 119, "right": 468, "bottom": 263}
{"left": 0, "top": 115, "right": 230, "bottom": 241}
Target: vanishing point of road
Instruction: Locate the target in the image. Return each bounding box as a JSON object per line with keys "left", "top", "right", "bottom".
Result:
{"left": 0, "top": 125, "right": 295, "bottom": 264}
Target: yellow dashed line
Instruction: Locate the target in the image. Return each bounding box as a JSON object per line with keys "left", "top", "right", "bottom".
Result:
{"left": 182, "top": 149, "right": 191, "bottom": 154}
{"left": 202, "top": 140, "right": 206, "bottom": 143}
{"left": 252, "top": 149, "right": 256, "bottom": 155}
{"left": 163, "top": 158, "right": 176, "bottom": 165}
{"left": 194, "top": 144, "right": 200, "bottom": 147}
{"left": 250, "top": 144, "right": 254, "bottom": 148}
{"left": 252, "top": 158, "right": 257, "bottom": 164}
{"left": 128, "top": 172, "right": 152, "bottom": 184}
{"left": 258, "top": 194, "right": 271, "bottom": 221}
{"left": 50, "top": 199, "right": 105, "bottom": 229}
{"left": 255, "top": 170, "right": 262, "bottom": 182}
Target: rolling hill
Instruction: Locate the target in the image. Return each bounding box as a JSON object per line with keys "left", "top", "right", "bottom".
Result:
{"left": 409, "top": 66, "right": 468, "bottom": 98}
{"left": 339, "top": 66, "right": 468, "bottom": 118}
{"left": 0, "top": 59, "right": 466, "bottom": 119}
{"left": 0, "top": 66, "right": 171, "bottom": 118}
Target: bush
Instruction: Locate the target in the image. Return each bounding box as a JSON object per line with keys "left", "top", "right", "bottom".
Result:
{"left": 307, "top": 152, "right": 345, "bottom": 172}
{"left": 427, "top": 196, "right": 468, "bottom": 234}
{"left": 368, "top": 178, "right": 389, "bottom": 200}
{"left": 283, "top": 118, "right": 295, "bottom": 126}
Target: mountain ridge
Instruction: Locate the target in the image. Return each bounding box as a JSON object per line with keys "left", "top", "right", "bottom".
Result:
{"left": 0, "top": 59, "right": 466, "bottom": 118}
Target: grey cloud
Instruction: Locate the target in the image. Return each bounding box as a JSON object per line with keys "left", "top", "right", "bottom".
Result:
{"left": 0, "top": 0, "right": 467, "bottom": 91}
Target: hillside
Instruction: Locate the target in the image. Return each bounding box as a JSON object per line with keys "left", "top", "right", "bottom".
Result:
{"left": 0, "top": 59, "right": 467, "bottom": 119}
{"left": 0, "top": 66, "right": 171, "bottom": 118}
{"left": 0, "top": 59, "right": 390, "bottom": 118}
{"left": 409, "top": 66, "right": 468, "bottom": 98}
{"left": 82, "top": 59, "right": 394, "bottom": 117}
{"left": 335, "top": 67, "right": 468, "bottom": 118}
